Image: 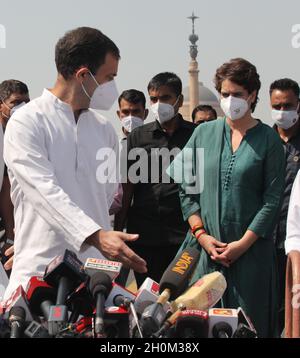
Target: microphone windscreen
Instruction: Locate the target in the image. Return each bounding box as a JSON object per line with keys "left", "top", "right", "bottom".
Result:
{"left": 26, "top": 277, "right": 56, "bottom": 316}
{"left": 159, "top": 247, "right": 200, "bottom": 300}
{"left": 9, "top": 306, "right": 26, "bottom": 322}
{"left": 175, "top": 310, "right": 209, "bottom": 338}
{"left": 173, "top": 271, "right": 227, "bottom": 312}
{"left": 89, "top": 272, "right": 113, "bottom": 298}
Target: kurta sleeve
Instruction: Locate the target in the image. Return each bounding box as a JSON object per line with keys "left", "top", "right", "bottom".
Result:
{"left": 285, "top": 170, "right": 300, "bottom": 254}
{"left": 167, "top": 128, "right": 201, "bottom": 221}
{"left": 247, "top": 132, "right": 285, "bottom": 238}
{"left": 4, "top": 115, "right": 101, "bottom": 252}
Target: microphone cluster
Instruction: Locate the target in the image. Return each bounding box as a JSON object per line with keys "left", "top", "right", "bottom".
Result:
{"left": 0, "top": 248, "right": 258, "bottom": 338}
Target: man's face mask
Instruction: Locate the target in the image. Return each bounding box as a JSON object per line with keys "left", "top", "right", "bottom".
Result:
{"left": 1, "top": 100, "right": 26, "bottom": 119}
{"left": 81, "top": 71, "right": 119, "bottom": 111}
{"left": 151, "top": 96, "right": 180, "bottom": 125}
{"left": 121, "top": 115, "right": 144, "bottom": 133}
{"left": 271, "top": 103, "right": 300, "bottom": 130}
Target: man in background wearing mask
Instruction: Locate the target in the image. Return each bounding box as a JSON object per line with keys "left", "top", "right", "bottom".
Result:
{"left": 117, "top": 89, "right": 148, "bottom": 137}
{"left": 115, "top": 72, "right": 195, "bottom": 286}
{"left": 110, "top": 89, "right": 148, "bottom": 216}
{"left": 191, "top": 104, "right": 217, "bottom": 125}
{"left": 270, "top": 78, "right": 300, "bottom": 334}
{"left": 3, "top": 27, "right": 147, "bottom": 300}
{"left": 0, "top": 80, "right": 30, "bottom": 269}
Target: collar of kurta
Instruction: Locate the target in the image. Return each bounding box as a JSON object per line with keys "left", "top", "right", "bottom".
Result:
{"left": 42, "top": 89, "right": 90, "bottom": 122}
{"left": 42, "top": 89, "right": 72, "bottom": 111}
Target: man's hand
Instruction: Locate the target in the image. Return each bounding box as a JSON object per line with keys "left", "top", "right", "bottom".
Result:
{"left": 86, "top": 230, "right": 147, "bottom": 273}
{"left": 3, "top": 244, "right": 14, "bottom": 271}
{"left": 198, "top": 234, "right": 230, "bottom": 268}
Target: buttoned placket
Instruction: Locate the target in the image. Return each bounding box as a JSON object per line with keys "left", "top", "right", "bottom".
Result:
{"left": 223, "top": 153, "right": 236, "bottom": 191}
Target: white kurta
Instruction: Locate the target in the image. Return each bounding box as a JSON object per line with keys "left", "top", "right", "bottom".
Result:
{"left": 286, "top": 169, "right": 300, "bottom": 254}
{"left": 3, "top": 89, "right": 119, "bottom": 299}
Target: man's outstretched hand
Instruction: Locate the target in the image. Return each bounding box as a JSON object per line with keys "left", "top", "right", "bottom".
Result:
{"left": 86, "top": 230, "right": 147, "bottom": 274}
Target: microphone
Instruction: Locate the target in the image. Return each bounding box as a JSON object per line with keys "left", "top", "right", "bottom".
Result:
{"left": 66, "top": 281, "right": 94, "bottom": 323}
{"left": 84, "top": 258, "right": 122, "bottom": 280}
{"left": 208, "top": 308, "right": 238, "bottom": 338}
{"left": 3, "top": 285, "right": 33, "bottom": 322}
{"left": 89, "top": 272, "right": 113, "bottom": 337}
{"left": 212, "top": 322, "right": 233, "bottom": 338}
{"left": 26, "top": 276, "right": 57, "bottom": 321}
{"left": 43, "top": 250, "right": 87, "bottom": 336}
{"left": 173, "top": 271, "right": 227, "bottom": 311}
{"left": 105, "top": 282, "right": 136, "bottom": 308}
{"left": 159, "top": 247, "right": 201, "bottom": 302}
{"left": 236, "top": 306, "right": 257, "bottom": 336}
{"left": 103, "top": 306, "right": 130, "bottom": 338}
{"left": 134, "top": 278, "right": 169, "bottom": 315}
{"left": 232, "top": 323, "right": 258, "bottom": 338}
{"left": 9, "top": 306, "right": 26, "bottom": 338}
{"left": 44, "top": 249, "right": 86, "bottom": 305}
{"left": 155, "top": 271, "right": 227, "bottom": 337}
{"left": 112, "top": 294, "right": 144, "bottom": 338}
{"left": 173, "top": 310, "right": 209, "bottom": 338}
{"left": 140, "top": 248, "right": 200, "bottom": 337}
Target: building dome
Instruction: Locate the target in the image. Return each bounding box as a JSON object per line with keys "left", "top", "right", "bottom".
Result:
{"left": 183, "top": 82, "right": 219, "bottom": 104}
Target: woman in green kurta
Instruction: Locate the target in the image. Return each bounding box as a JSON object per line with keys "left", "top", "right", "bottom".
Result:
{"left": 168, "top": 58, "right": 285, "bottom": 338}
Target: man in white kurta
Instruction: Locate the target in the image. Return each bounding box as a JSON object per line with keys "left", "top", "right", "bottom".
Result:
{"left": 3, "top": 27, "right": 147, "bottom": 300}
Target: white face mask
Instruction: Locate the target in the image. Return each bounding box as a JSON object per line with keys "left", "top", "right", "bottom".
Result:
{"left": 82, "top": 72, "right": 119, "bottom": 111}
{"left": 10, "top": 102, "right": 26, "bottom": 116}
{"left": 1, "top": 100, "right": 26, "bottom": 119}
{"left": 151, "top": 97, "right": 180, "bottom": 125}
{"left": 220, "top": 95, "right": 250, "bottom": 121}
{"left": 271, "top": 105, "right": 299, "bottom": 130}
{"left": 121, "top": 115, "right": 144, "bottom": 133}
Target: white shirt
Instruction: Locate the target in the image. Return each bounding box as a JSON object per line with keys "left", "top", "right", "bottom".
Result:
{"left": 286, "top": 169, "right": 300, "bottom": 254}
{"left": 3, "top": 89, "right": 119, "bottom": 299}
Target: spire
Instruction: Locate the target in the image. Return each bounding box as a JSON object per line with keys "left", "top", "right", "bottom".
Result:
{"left": 187, "top": 12, "right": 199, "bottom": 60}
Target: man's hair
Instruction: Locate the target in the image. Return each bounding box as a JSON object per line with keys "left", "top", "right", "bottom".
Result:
{"left": 214, "top": 58, "right": 261, "bottom": 112}
{"left": 55, "top": 27, "right": 120, "bottom": 79}
{"left": 147, "top": 72, "right": 182, "bottom": 97}
{"left": 118, "top": 89, "right": 146, "bottom": 108}
{"left": 192, "top": 104, "right": 217, "bottom": 122}
{"left": 269, "top": 78, "right": 300, "bottom": 98}
{"left": 0, "top": 79, "right": 29, "bottom": 102}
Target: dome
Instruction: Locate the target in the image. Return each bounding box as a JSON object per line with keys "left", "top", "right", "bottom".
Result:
{"left": 183, "top": 82, "right": 219, "bottom": 104}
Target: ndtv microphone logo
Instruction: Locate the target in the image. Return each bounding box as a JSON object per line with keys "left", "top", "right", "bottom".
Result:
{"left": 172, "top": 251, "right": 194, "bottom": 275}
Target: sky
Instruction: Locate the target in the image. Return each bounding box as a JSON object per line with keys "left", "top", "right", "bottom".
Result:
{"left": 0, "top": 0, "right": 299, "bottom": 135}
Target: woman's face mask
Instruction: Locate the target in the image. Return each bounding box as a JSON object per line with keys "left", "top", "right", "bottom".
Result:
{"left": 220, "top": 95, "right": 251, "bottom": 121}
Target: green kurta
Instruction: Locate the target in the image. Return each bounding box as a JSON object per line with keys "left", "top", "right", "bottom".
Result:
{"left": 167, "top": 117, "right": 285, "bottom": 338}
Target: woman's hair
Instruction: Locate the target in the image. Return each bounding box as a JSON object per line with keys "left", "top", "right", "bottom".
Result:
{"left": 214, "top": 58, "right": 261, "bottom": 112}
